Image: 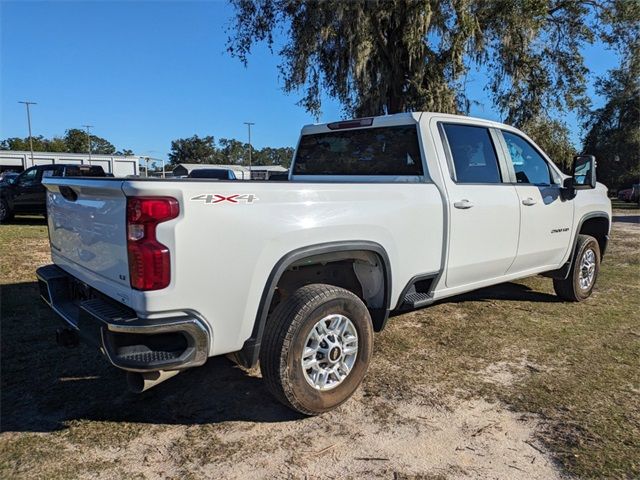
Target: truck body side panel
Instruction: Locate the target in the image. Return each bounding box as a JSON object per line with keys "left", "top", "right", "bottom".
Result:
{"left": 122, "top": 180, "right": 444, "bottom": 355}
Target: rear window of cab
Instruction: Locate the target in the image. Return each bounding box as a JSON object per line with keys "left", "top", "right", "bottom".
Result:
{"left": 293, "top": 125, "right": 424, "bottom": 176}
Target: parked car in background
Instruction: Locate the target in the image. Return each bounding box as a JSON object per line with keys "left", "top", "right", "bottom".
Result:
{"left": 188, "top": 168, "right": 237, "bottom": 180}
{"left": 0, "top": 171, "right": 20, "bottom": 184}
{"left": 267, "top": 171, "right": 290, "bottom": 181}
{"left": 37, "top": 113, "right": 610, "bottom": 415}
{"left": 631, "top": 184, "right": 640, "bottom": 204}
{"left": 618, "top": 188, "right": 633, "bottom": 202}
{"left": 0, "top": 164, "right": 107, "bottom": 222}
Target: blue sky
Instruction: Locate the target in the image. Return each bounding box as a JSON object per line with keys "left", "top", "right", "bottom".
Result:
{"left": 1, "top": 1, "right": 620, "bottom": 161}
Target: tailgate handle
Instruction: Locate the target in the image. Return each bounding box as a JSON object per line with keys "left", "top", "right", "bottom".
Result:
{"left": 60, "top": 186, "right": 78, "bottom": 202}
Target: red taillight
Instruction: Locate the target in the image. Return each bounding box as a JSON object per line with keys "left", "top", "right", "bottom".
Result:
{"left": 126, "top": 197, "right": 179, "bottom": 290}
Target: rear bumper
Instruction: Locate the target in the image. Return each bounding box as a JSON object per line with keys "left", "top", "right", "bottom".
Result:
{"left": 36, "top": 264, "right": 209, "bottom": 372}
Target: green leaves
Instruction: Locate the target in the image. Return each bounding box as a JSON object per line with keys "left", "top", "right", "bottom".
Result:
{"left": 63, "top": 129, "right": 116, "bottom": 155}
{"left": 227, "top": 1, "right": 639, "bottom": 125}
{"left": 583, "top": 47, "right": 640, "bottom": 190}
{"left": 168, "top": 134, "right": 293, "bottom": 167}
{"left": 168, "top": 135, "right": 218, "bottom": 164}
{"left": 0, "top": 129, "right": 119, "bottom": 155}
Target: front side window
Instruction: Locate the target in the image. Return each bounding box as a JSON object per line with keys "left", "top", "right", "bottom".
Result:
{"left": 442, "top": 124, "right": 502, "bottom": 183}
{"left": 502, "top": 131, "right": 552, "bottom": 185}
{"left": 293, "top": 125, "right": 424, "bottom": 176}
{"left": 18, "top": 167, "right": 38, "bottom": 185}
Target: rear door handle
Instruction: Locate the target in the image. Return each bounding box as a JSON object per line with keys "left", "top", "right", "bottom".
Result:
{"left": 454, "top": 199, "right": 474, "bottom": 209}
{"left": 522, "top": 197, "right": 537, "bottom": 206}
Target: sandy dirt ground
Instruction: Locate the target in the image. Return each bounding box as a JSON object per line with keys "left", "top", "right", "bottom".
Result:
{"left": 55, "top": 367, "right": 563, "bottom": 480}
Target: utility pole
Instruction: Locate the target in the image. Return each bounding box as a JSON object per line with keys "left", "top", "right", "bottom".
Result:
{"left": 18, "top": 101, "right": 37, "bottom": 167}
{"left": 244, "top": 122, "right": 255, "bottom": 179}
{"left": 82, "top": 125, "right": 93, "bottom": 165}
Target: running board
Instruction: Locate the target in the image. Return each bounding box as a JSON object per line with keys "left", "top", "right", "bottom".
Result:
{"left": 402, "top": 291, "right": 434, "bottom": 309}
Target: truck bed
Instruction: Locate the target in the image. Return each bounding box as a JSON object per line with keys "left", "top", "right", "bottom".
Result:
{"left": 44, "top": 176, "right": 445, "bottom": 356}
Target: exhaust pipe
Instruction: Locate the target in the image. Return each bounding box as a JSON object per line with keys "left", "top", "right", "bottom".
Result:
{"left": 127, "top": 370, "right": 180, "bottom": 393}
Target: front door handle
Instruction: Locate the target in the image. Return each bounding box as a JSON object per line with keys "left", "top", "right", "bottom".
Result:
{"left": 522, "top": 197, "right": 537, "bottom": 206}
{"left": 454, "top": 199, "right": 474, "bottom": 209}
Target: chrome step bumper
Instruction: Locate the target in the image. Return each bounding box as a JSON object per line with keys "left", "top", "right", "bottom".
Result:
{"left": 36, "top": 264, "right": 209, "bottom": 372}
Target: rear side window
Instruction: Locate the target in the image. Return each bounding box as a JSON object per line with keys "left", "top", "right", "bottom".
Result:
{"left": 502, "top": 131, "right": 552, "bottom": 185}
{"left": 442, "top": 124, "right": 502, "bottom": 184}
{"left": 42, "top": 168, "right": 62, "bottom": 178}
{"left": 293, "top": 125, "right": 424, "bottom": 176}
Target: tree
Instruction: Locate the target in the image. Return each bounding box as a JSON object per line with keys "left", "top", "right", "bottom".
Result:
{"left": 1, "top": 135, "right": 68, "bottom": 152}
{"left": 116, "top": 149, "right": 135, "bottom": 156}
{"left": 64, "top": 129, "right": 116, "bottom": 154}
{"left": 168, "top": 135, "right": 218, "bottom": 164}
{"left": 521, "top": 118, "right": 576, "bottom": 173}
{"left": 583, "top": 48, "right": 640, "bottom": 190}
{"left": 253, "top": 146, "right": 295, "bottom": 167}
{"left": 168, "top": 134, "right": 295, "bottom": 167}
{"left": 228, "top": 1, "right": 638, "bottom": 125}
{"left": 218, "top": 138, "right": 248, "bottom": 164}
{"left": 1, "top": 130, "right": 127, "bottom": 156}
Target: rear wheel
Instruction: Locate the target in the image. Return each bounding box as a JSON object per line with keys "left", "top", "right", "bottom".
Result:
{"left": 553, "top": 234, "right": 600, "bottom": 301}
{"left": 260, "top": 283, "right": 374, "bottom": 415}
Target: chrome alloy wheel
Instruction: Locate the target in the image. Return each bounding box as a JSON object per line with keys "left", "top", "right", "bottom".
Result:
{"left": 579, "top": 248, "right": 596, "bottom": 290}
{"left": 301, "top": 314, "right": 358, "bottom": 391}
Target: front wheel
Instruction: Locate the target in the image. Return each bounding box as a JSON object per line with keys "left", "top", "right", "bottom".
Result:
{"left": 260, "top": 283, "right": 374, "bottom": 415}
{"left": 553, "top": 234, "right": 601, "bottom": 301}
{"left": 0, "top": 199, "right": 13, "bottom": 223}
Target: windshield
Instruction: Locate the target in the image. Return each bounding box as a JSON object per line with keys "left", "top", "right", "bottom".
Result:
{"left": 293, "top": 125, "right": 423, "bottom": 176}
{"left": 64, "top": 166, "right": 106, "bottom": 177}
{"left": 0, "top": 173, "right": 19, "bottom": 183}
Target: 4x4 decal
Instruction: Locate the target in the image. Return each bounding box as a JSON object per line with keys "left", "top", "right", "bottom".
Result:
{"left": 190, "top": 194, "right": 259, "bottom": 204}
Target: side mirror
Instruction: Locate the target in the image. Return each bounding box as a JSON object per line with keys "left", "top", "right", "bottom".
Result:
{"left": 572, "top": 155, "right": 597, "bottom": 190}
{"left": 7, "top": 177, "right": 17, "bottom": 185}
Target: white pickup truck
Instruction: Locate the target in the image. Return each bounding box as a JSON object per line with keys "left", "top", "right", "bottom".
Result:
{"left": 37, "top": 112, "right": 611, "bottom": 415}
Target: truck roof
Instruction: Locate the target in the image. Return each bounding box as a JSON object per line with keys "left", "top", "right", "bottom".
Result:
{"left": 301, "top": 112, "right": 508, "bottom": 135}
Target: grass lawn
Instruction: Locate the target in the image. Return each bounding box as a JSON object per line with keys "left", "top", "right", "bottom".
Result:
{"left": 1, "top": 207, "right": 638, "bottom": 479}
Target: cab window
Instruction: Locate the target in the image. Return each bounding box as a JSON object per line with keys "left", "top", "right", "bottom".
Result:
{"left": 42, "top": 167, "right": 62, "bottom": 178}
{"left": 293, "top": 125, "right": 424, "bottom": 176}
{"left": 17, "top": 167, "right": 38, "bottom": 185}
{"left": 502, "top": 131, "right": 552, "bottom": 186}
{"left": 442, "top": 123, "right": 502, "bottom": 184}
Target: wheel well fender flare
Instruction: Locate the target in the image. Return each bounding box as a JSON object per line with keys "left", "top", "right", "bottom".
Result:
{"left": 236, "top": 241, "right": 392, "bottom": 368}
{"left": 543, "top": 211, "right": 610, "bottom": 280}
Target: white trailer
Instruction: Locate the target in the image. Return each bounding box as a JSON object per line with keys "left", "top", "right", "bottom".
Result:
{"left": 0, "top": 151, "right": 140, "bottom": 176}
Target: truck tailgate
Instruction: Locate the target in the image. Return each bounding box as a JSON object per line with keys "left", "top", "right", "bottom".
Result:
{"left": 45, "top": 178, "right": 129, "bottom": 287}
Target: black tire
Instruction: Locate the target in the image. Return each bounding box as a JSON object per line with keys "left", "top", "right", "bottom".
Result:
{"left": 553, "top": 234, "right": 601, "bottom": 302}
{"left": 0, "top": 199, "right": 13, "bottom": 224}
{"left": 260, "top": 283, "right": 374, "bottom": 415}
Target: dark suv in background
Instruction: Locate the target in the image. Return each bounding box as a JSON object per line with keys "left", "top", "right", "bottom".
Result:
{"left": 0, "top": 164, "right": 107, "bottom": 222}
